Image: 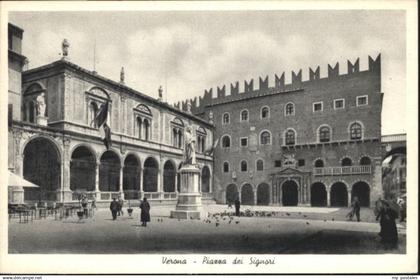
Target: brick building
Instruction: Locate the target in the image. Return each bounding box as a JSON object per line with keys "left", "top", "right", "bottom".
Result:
{"left": 8, "top": 23, "right": 214, "bottom": 205}
{"left": 178, "top": 55, "right": 384, "bottom": 207}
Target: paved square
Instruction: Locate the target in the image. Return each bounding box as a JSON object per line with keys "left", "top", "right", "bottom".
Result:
{"left": 9, "top": 205, "right": 406, "bottom": 254}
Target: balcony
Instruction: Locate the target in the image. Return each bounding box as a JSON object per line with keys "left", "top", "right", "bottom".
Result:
{"left": 313, "top": 165, "right": 371, "bottom": 176}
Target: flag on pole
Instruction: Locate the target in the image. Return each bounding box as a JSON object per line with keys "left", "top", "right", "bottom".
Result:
{"left": 204, "top": 137, "right": 219, "bottom": 156}
{"left": 92, "top": 101, "right": 112, "bottom": 150}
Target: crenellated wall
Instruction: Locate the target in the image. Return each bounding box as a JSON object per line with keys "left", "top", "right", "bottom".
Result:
{"left": 174, "top": 55, "right": 381, "bottom": 115}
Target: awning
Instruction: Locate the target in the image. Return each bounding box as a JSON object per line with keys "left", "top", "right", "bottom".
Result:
{"left": 8, "top": 171, "right": 39, "bottom": 188}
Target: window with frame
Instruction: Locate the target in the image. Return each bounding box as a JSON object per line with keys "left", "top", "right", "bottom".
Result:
{"left": 240, "top": 137, "right": 248, "bottom": 147}
{"left": 285, "top": 103, "right": 295, "bottom": 116}
{"left": 298, "top": 159, "right": 305, "bottom": 167}
{"left": 360, "top": 156, "right": 371, "bottom": 165}
{"left": 256, "top": 160, "right": 264, "bottom": 171}
{"left": 350, "top": 122, "right": 362, "bottom": 140}
{"left": 357, "top": 95, "right": 368, "bottom": 106}
{"left": 313, "top": 102, "right": 323, "bottom": 112}
{"left": 285, "top": 129, "right": 296, "bottom": 145}
{"left": 334, "top": 99, "right": 345, "bottom": 110}
{"left": 222, "top": 135, "right": 231, "bottom": 148}
{"left": 260, "top": 131, "right": 271, "bottom": 145}
{"left": 240, "top": 110, "right": 249, "bottom": 122}
{"left": 261, "top": 106, "right": 270, "bottom": 119}
{"left": 274, "top": 160, "right": 282, "bottom": 167}
{"left": 319, "top": 126, "right": 331, "bottom": 142}
{"left": 222, "top": 113, "right": 230, "bottom": 124}
{"left": 223, "top": 162, "right": 230, "bottom": 173}
{"left": 196, "top": 126, "right": 206, "bottom": 153}
{"left": 240, "top": 160, "right": 248, "bottom": 172}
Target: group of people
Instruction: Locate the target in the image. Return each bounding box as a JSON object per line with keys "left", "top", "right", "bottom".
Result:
{"left": 227, "top": 197, "right": 241, "bottom": 217}
{"left": 109, "top": 197, "right": 151, "bottom": 226}
{"left": 79, "top": 194, "right": 96, "bottom": 218}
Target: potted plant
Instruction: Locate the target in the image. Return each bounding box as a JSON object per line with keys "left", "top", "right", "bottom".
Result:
{"left": 127, "top": 200, "right": 133, "bottom": 217}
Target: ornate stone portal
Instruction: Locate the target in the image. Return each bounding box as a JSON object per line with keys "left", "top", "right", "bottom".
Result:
{"left": 171, "top": 126, "right": 203, "bottom": 219}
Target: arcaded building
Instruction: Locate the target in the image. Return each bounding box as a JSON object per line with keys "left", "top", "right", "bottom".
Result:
{"left": 8, "top": 23, "right": 214, "bottom": 205}
{"left": 179, "top": 55, "right": 384, "bottom": 207}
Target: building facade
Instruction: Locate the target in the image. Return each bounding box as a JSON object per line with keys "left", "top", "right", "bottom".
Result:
{"left": 8, "top": 24, "right": 214, "bottom": 205}
{"left": 179, "top": 56, "right": 384, "bottom": 207}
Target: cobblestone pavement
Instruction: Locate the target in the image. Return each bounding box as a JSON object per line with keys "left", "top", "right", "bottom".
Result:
{"left": 9, "top": 205, "right": 406, "bottom": 254}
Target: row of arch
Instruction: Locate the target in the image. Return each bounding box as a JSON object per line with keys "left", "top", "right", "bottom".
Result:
{"left": 220, "top": 121, "right": 365, "bottom": 148}
{"left": 21, "top": 137, "right": 211, "bottom": 201}
{"left": 225, "top": 181, "right": 371, "bottom": 207}
{"left": 314, "top": 156, "right": 371, "bottom": 167}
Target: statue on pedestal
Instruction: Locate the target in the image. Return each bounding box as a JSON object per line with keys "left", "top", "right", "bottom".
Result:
{"left": 36, "top": 93, "right": 46, "bottom": 117}
{"left": 62, "top": 39, "right": 70, "bottom": 58}
{"left": 184, "top": 126, "right": 196, "bottom": 165}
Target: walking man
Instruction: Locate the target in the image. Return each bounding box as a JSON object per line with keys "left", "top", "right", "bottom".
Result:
{"left": 140, "top": 197, "right": 151, "bottom": 226}
{"left": 352, "top": 196, "right": 361, "bottom": 222}
{"left": 118, "top": 196, "right": 124, "bottom": 216}
{"left": 110, "top": 198, "right": 119, "bottom": 220}
{"left": 234, "top": 197, "right": 241, "bottom": 217}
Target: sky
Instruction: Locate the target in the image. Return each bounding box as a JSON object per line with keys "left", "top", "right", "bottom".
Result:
{"left": 9, "top": 10, "right": 406, "bottom": 135}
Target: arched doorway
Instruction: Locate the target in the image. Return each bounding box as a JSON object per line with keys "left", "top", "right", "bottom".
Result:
{"left": 23, "top": 137, "right": 61, "bottom": 201}
{"left": 330, "top": 182, "right": 348, "bottom": 207}
{"left": 226, "top": 184, "right": 238, "bottom": 204}
{"left": 99, "top": 150, "right": 120, "bottom": 192}
{"left": 241, "top": 184, "right": 254, "bottom": 205}
{"left": 282, "top": 180, "right": 298, "bottom": 206}
{"left": 163, "top": 161, "right": 176, "bottom": 192}
{"left": 123, "top": 154, "right": 140, "bottom": 199}
{"left": 257, "top": 183, "right": 270, "bottom": 205}
{"left": 201, "top": 166, "right": 211, "bottom": 193}
{"left": 143, "top": 157, "right": 158, "bottom": 192}
{"left": 70, "top": 146, "right": 96, "bottom": 192}
{"left": 311, "top": 182, "right": 327, "bottom": 206}
{"left": 352, "top": 181, "right": 370, "bottom": 207}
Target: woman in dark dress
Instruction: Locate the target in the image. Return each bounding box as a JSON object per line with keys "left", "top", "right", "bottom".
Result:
{"left": 140, "top": 197, "right": 151, "bottom": 227}
{"left": 376, "top": 200, "right": 398, "bottom": 249}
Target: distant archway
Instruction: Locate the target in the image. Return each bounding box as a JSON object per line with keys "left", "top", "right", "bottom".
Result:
{"left": 241, "top": 184, "right": 254, "bottom": 205}
{"left": 352, "top": 181, "right": 370, "bottom": 207}
{"left": 282, "top": 180, "right": 298, "bottom": 206}
{"left": 143, "top": 157, "right": 158, "bottom": 192}
{"left": 201, "top": 166, "right": 211, "bottom": 193}
{"left": 99, "top": 150, "right": 121, "bottom": 192}
{"left": 311, "top": 182, "right": 327, "bottom": 207}
{"left": 330, "top": 182, "right": 348, "bottom": 207}
{"left": 226, "top": 184, "right": 238, "bottom": 204}
{"left": 123, "top": 154, "right": 140, "bottom": 199}
{"left": 70, "top": 146, "right": 96, "bottom": 192}
{"left": 257, "top": 183, "right": 270, "bottom": 205}
{"left": 163, "top": 161, "right": 176, "bottom": 192}
{"left": 23, "top": 137, "right": 61, "bottom": 201}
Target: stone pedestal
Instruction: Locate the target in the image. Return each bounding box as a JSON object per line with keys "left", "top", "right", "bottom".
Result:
{"left": 36, "top": 116, "right": 48, "bottom": 126}
{"left": 170, "top": 164, "right": 203, "bottom": 220}
{"left": 8, "top": 186, "right": 24, "bottom": 204}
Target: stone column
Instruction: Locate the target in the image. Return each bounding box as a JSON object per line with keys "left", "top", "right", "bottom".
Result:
{"left": 95, "top": 160, "right": 100, "bottom": 200}
{"left": 119, "top": 165, "right": 124, "bottom": 199}
{"left": 253, "top": 188, "right": 257, "bottom": 205}
{"left": 61, "top": 138, "right": 72, "bottom": 202}
{"left": 138, "top": 165, "right": 143, "bottom": 200}
{"left": 157, "top": 159, "right": 163, "bottom": 199}
{"left": 327, "top": 188, "right": 331, "bottom": 207}
{"left": 348, "top": 192, "right": 352, "bottom": 207}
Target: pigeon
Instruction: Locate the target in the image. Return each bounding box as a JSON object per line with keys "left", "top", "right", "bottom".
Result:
{"left": 323, "top": 220, "right": 327, "bottom": 222}
{"left": 303, "top": 215, "right": 307, "bottom": 218}
{"left": 215, "top": 222, "right": 219, "bottom": 227}
{"left": 235, "top": 221, "right": 240, "bottom": 224}
{"left": 332, "top": 218, "right": 335, "bottom": 221}
{"left": 286, "top": 213, "right": 290, "bottom": 216}
{"left": 306, "top": 222, "right": 310, "bottom": 225}
{"left": 228, "top": 220, "right": 232, "bottom": 224}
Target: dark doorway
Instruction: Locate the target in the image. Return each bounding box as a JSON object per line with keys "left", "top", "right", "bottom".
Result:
{"left": 201, "top": 166, "right": 211, "bottom": 193}
{"left": 23, "top": 137, "right": 61, "bottom": 201}
{"left": 330, "top": 182, "right": 348, "bottom": 207}
{"left": 226, "top": 184, "right": 238, "bottom": 204}
{"left": 70, "top": 146, "right": 96, "bottom": 192}
{"left": 282, "top": 180, "right": 298, "bottom": 206}
{"left": 143, "top": 157, "right": 158, "bottom": 192}
{"left": 257, "top": 183, "right": 270, "bottom": 205}
{"left": 311, "top": 182, "right": 327, "bottom": 206}
{"left": 123, "top": 154, "right": 140, "bottom": 199}
{"left": 99, "top": 151, "right": 121, "bottom": 192}
{"left": 163, "top": 161, "right": 176, "bottom": 192}
{"left": 351, "top": 181, "right": 370, "bottom": 207}
{"left": 241, "top": 184, "right": 254, "bottom": 205}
